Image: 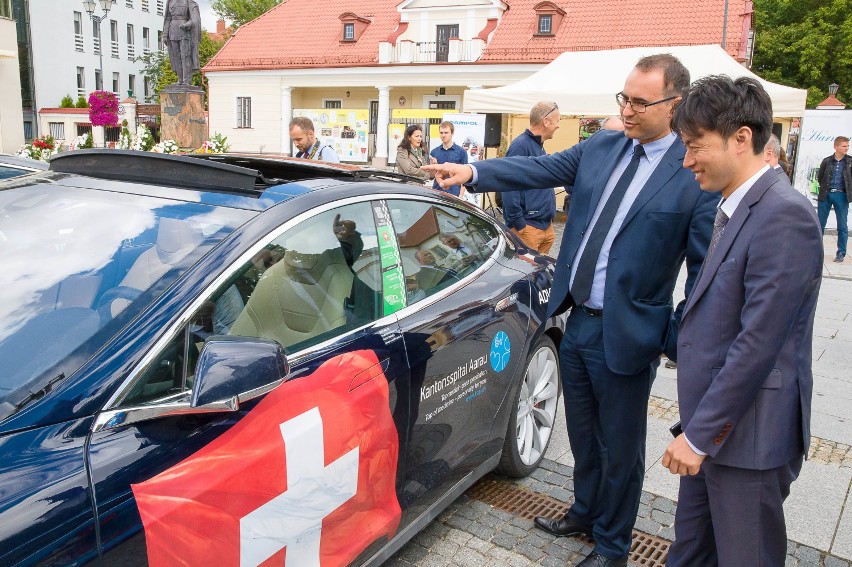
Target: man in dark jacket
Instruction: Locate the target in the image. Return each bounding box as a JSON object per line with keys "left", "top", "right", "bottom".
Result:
{"left": 502, "top": 102, "right": 561, "bottom": 254}
{"left": 817, "top": 136, "right": 851, "bottom": 262}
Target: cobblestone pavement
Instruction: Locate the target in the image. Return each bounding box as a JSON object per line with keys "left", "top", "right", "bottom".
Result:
{"left": 389, "top": 458, "right": 851, "bottom": 567}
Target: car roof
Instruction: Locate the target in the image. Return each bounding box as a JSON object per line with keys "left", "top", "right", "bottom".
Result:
{"left": 0, "top": 154, "right": 49, "bottom": 171}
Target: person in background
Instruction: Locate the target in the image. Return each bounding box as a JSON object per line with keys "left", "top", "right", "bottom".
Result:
{"left": 430, "top": 121, "right": 468, "bottom": 196}
{"left": 395, "top": 124, "right": 434, "bottom": 182}
{"left": 664, "top": 74, "right": 822, "bottom": 567}
{"left": 764, "top": 134, "right": 789, "bottom": 177}
{"left": 502, "top": 101, "right": 561, "bottom": 254}
{"left": 289, "top": 117, "right": 340, "bottom": 163}
{"left": 817, "top": 136, "right": 850, "bottom": 262}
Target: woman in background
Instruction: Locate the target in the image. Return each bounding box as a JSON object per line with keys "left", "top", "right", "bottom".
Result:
{"left": 395, "top": 124, "right": 434, "bottom": 182}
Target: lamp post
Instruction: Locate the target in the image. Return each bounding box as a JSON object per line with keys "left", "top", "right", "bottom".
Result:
{"left": 83, "top": 0, "right": 111, "bottom": 92}
{"left": 829, "top": 83, "right": 840, "bottom": 97}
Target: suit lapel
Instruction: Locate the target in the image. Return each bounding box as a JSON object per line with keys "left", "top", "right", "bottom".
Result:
{"left": 683, "top": 170, "right": 778, "bottom": 317}
{"left": 585, "top": 137, "right": 633, "bottom": 228}
{"left": 619, "top": 140, "right": 685, "bottom": 230}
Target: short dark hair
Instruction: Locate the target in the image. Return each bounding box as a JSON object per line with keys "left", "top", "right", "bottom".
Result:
{"left": 399, "top": 124, "right": 423, "bottom": 151}
{"left": 635, "top": 53, "right": 690, "bottom": 97}
{"left": 439, "top": 121, "right": 455, "bottom": 133}
{"left": 289, "top": 116, "right": 315, "bottom": 133}
{"left": 835, "top": 136, "right": 849, "bottom": 146}
{"left": 671, "top": 75, "right": 773, "bottom": 155}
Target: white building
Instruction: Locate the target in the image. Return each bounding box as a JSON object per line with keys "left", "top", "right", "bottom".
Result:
{"left": 13, "top": 0, "right": 166, "bottom": 140}
{"left": 1, "top": 0, "right": 25, "bottom": 153}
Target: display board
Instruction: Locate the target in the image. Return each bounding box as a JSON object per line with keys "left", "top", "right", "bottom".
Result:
{"left": 293, "top": 109, "right": 370, "bottom": 163}
{"left": 793, "top": 110, "right": 852, "bottom": 199}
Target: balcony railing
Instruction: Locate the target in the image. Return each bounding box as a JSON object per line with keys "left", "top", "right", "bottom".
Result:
{"left": 156, "top": 0, "right": 163, "bottom": 15}
{"left": 128, "top": 44, "right": 135, "bottom": 59}
{"left": 94, "top": 37, "right": 101, "bottom": 55}
{"left": 75, "top": 33, "right": 84, "bottom": 52}
{"left": 111, "top": 40, "right": 119, "bottom": 58}
{"left": 382, "top": 39, "right": 481, "bottom": 64}
{"left": 141, "top": 0, "right": 149, "bottom": 11}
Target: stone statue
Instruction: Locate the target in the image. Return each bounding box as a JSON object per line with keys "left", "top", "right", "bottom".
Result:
{"left": 163, "top": 0, "right": 202, "bottom": 85}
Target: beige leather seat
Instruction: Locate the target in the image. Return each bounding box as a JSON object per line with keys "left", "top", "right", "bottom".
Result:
{"left": 229, "top": 246, "right": 354, "bottom": 351}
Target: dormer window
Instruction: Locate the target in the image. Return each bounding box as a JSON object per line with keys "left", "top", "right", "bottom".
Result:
{"left": 533, "top": 2, "right": 566, "bottom": 37}
{"left": 339, "top": 12, "right": 370, "bottom": 43}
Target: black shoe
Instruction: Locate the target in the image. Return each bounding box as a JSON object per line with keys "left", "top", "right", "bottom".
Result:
{"left": 664, "top": 359, "right": 677, "bottom": 369}
{"left": 835, "top": 253, "right": 845, "bottom": 263}
{"left": 576, "top": 551, "right": 629, "bottom": 567}
{"left": 533, "top": 515, "right": 593, "bottom": 538}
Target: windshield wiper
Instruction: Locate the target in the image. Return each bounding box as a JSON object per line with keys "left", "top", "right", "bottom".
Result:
{"left": 0, "top": 373, "right": 66, "bottom": 422}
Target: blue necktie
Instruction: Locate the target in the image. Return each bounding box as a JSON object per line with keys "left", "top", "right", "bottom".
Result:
{"left": 570, "top": 144, "right": 645, "bottom": 307}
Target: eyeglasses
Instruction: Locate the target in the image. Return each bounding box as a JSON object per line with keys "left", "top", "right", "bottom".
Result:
{"left": 615, "top": 92, "right": 678, "bottom": 113}
{"left": 543, "top": 103, "right": 559, "bottom": 120}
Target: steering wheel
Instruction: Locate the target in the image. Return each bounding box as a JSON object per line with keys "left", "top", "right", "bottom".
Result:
{"left": 96, "top": 286, "right": 143, "bottom": 324}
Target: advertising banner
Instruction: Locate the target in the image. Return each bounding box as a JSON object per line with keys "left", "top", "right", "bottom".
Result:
{"left": 293, "top": 109, "right": 370, "bottom": 163}
{"left": 793, "top": 110, "right": 852, "bottom": 199}
{"left": 443, "top": 113, "right": 486, "bottom": 207}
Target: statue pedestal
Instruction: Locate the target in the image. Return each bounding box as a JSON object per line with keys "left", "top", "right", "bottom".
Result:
{"left": 160, "top": 85, "right": 206, "bottom": 149}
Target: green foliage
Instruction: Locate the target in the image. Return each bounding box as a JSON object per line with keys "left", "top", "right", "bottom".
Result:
{"left": 75, "top": 95, "right": 89, "bottom": 108}
{"left": 752, "top": 0, "right": 852, "bottom": 107}
{"left": 59, "top": 95, "right": 75, "bottom": 108}
{"left": 137, "top": 31, "right": 225, "bottom": 106}
{"left": 210, "top": 0, "right": 282, "bottom": 27}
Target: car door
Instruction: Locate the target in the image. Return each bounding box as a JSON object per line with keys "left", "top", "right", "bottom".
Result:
{"left": 384, "top": 198, "right": 530, "bottom": 515}
{"left": 87, "top": 198, "right": 411, "bottom": 567}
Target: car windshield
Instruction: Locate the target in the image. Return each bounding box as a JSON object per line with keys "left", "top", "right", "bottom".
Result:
{"left": 0, "top": 183, "right": 254, "bottom": 415}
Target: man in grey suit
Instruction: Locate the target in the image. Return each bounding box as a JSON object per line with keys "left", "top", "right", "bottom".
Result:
{"left": 424, "top": 55, "right": 718, "bottom": 567}
{"left": 663, "top": 76, "right": 823, "bottom": 567}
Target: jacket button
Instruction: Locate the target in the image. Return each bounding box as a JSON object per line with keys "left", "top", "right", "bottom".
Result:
{"left": 714, "top": 436, "right": 723, "bottom": 445}
{"left": 723, "top": 423, "right": 732, "bottom": 431}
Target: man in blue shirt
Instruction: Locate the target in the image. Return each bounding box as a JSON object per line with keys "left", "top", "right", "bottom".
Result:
{"left": 430, "top": 121, "right": 468, "bottom": 196}
{"left": 817, "top": 136, "right": 851, "bottom": 262}
{"left": 502, "top": 101, "right": 561, "bottom": 254}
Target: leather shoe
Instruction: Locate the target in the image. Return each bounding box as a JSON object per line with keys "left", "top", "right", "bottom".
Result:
{"left": 576, "top": 551, "right": 629, "bottom": 567}
{"left": 533, "top": 515, "right": 593, "bottom": 538}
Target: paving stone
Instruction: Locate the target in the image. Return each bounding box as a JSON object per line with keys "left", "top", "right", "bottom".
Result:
{"left": 825, "top": 556, "right": 851, "bottom": 567}
{"left": 445, "top": 515, "right": 472, "bottom": 531}
{"left": 454, "top": 547, "right": 488, "bottom": 567}
{"left": 640, "top": 492, "right": 653, "bottom": 505}
{"left": 420, "top": 555, "right": 451, "bottom": 567}
{"left": 544, "top": 541, "right": 573, "bottom": 561}
{"left": 541, "top": 555, "right": 568, "bottom": 567}
{"left": 633, "top": 516, "right": 661, "bottom": 535}
{"left": 637, "top": 502, "right": 651, "bottom": 518}
{"left": 547, "top": 487, "right": 573, "bottom": 503}
{"left": 651, "top": 496, "right": 677, "bottom": 514}
{"left": 491, "top": 532, "right": 520, "bottom": 551}
{"left": 520, "top": 532, "right": 550, "bottom": 549}
{"left": 478, "top": 513, "right": 503, "bottom": 529}
{"left": 509, "top": 516, "right": 531, "bottom": 529}
{"left": 785, "top": 556, "right": 800, "bottom": 567}
{"left": 445, "top": 529, "right": 473, "bottom": 546}
{"left": 650, "top": 508, "right": 675, "bottom": 526}
{"left": 529, "top": 468, "right": 550, "bottom": 482}
{"left": 464, "top": 521, "right": 496, "bottom": 541}
{"left": 464, "top": 537, "right": 492, "bottom": 554}
{"left": 429, "top": 539, "right": 460, "bottom": 557}
{"left": 515, "top": 542, "right": 546, "bottom": 562}
{"left": 795, "top": 545, "right": 822, "bottom": 564}
{"left": 488, "top": 508, "right": 515, "bottom": 522}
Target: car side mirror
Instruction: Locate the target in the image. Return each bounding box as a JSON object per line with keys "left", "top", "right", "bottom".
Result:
{"left": 191, "top": 335, "right": 289, "bottom": 408}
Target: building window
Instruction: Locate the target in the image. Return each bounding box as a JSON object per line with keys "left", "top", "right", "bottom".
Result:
{"left": 538, "top": 15, "right": 552, "bottom": 34}
{"left": 143, "top": 27, "right": 150, "bottom": 53}
{"left": 324, "top": 100, "right": 342, "bottom": 109}
{"left": 343, "top": 23, "right": 354, "bottom": 41}
{"left": 73, "top": 11, "right": 84, "bottom": 51}
{"left": 157, "top": 30, "right": 163, "bottom": 51}
{"left": 113, "top": 72, "right": 120, "bottom": 95}
{"left": 23, "top": 121, "right": 33, "bottom": 141}
{"left": 48, "top": 122, "right": 65, "bottom": 140}
{"left": 95, "top": 69, "right": 102, "bottom": 91}
{"left": 93, "top": 20, "right": 101, "bottom": 54}
{"left": 0, "top": 0, "right": 11, "bottom": 18}
{"left": 127, "top": 23, "right": 135, "bottom": 59}
{"left": 110, "top": 20, "right": 119, "bottom": 58}
{"left": 533, "top": 2, "right": 565, "bottom": 36}
{"left": 129, "top": 74, "right": 136, "bottom": 97}
{"left": 429, "top": 100, "right": 456, "bottom": 110}
{"left": 77, "top": 66, "right": 86, "bottom": 97}
{"left": 236, "top": 97, "right": 251, "bottom": 128}
{"left": 144, "top": 77, "right": 151, "bottom": 101}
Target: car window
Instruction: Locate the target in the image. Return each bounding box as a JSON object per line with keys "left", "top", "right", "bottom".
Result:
{"left": 387, "top": 199, "right": 499, "bottom": 304}
{"left": 120, "top": 202, "right": 382, "bottom": 408}
{"left": 0, "top": 165, "right": 30, "bottom": 180}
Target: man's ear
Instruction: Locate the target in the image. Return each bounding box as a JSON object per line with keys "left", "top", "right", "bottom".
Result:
{"left": 734, "top": 126, "right": 753, "bottom": 154}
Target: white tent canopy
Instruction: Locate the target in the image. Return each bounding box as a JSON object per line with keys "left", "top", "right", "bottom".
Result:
{"left": 463, "top": 45, "right": 807, "bottom": 118}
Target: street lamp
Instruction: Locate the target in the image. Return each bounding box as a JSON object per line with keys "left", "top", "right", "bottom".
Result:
{"left": 83, "top": 0, "right": 112, "bottom": 92}
{"left": 829, "top": 83, "right": 840, "bottom": 97}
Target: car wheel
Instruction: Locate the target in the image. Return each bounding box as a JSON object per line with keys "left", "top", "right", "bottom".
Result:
{"left": 497, "top": 335, "right": 561, "bottom": 477}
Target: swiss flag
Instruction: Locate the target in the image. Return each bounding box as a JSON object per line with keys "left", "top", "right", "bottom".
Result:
{"left": 132, "top": 350, "right": 402, "bottom": 567}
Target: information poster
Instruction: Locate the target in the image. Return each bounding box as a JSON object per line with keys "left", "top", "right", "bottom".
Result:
{"left": 293, "top": 108, "right": 369, "bottom": 163}
{"left": 442, "top": 113, "right": 486, "bottom": 163}
{"left": 389, "top": 109, "right": 446, "bottom": 164}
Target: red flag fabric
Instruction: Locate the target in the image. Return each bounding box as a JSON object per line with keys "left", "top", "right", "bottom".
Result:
{"left": 132, "top": 350, "right": 401, "bottom": 567}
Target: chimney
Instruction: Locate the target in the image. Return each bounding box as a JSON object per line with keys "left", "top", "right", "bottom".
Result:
{"left": 217, "top": 19, "right": 226, "bottom": 34}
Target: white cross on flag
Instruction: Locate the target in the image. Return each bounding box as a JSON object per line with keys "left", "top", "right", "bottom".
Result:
{"left": 132, "top": 350, "right": 402, "bottom": 567}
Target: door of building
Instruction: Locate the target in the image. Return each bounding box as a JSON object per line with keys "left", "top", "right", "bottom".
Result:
{"left": 435, "top": 25, "right": 459, "bottom": 63}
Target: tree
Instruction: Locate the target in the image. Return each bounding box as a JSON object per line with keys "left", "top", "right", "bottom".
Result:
{"left": 210, "top": 0, "right": 282, "bottom": 27}
{"left": 60, "top": 95, "right": 75, "bottom": 108}
{"left": 752, "top": 0, "right": 852, "bottom": 107}
{"left": 75, "top": 95, "right": 89, "bottom": 108}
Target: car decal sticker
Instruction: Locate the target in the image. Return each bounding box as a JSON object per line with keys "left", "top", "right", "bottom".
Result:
{"left": 490, "top": 331, "right": 511, "bottom": 372}
{"left": 373, "top": 202, "right": 406, "bottom": 315}
{"left": 131, "top": 350, "right": 401, "bottom": 567}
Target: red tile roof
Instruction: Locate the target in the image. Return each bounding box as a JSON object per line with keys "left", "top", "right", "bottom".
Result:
{"left": 205, "top": 0, "right": 751, "bottom": 71}
{"left": 480, "top": 0, "right": 751, "bottom": 63}
{"left": 205, "top": 1, "right": 401, "bottom": 70}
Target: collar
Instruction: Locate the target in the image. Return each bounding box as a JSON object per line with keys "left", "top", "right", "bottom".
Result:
{"left": 631, "top": 131, "right": 677, "bottom": 163}
{"left": 720, "top": 164, "right": 770, "bottom": 218}
{"left": 524, "top": 129, "right": 544, "bottom": 146}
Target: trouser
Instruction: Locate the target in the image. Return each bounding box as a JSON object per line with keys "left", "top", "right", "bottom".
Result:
{"left": 667, "top": 455, "right": 803, "bottom": 567}
{"left": 559, "top": 308, "right": 654, "bottom": 559}
{"left": 818, "top": 191, "right": 848, "bottom": 256}
{"left": 511, "top": 223, "right": 556, "bottom": 255}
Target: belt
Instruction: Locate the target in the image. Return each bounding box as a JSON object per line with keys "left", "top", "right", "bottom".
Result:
{"left": 830, "top": 189, "right": 846, "bottom": 192}
{"left": 579, "top": 304, "right": 603, "bottom": 317}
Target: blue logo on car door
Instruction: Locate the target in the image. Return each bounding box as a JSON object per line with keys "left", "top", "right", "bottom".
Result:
{"left": 490, "top": 331, "right": 510, "bottom": 372}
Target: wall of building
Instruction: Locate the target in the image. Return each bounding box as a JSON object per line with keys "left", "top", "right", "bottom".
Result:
{"left": 398, "top": 1, "right": 504, "bottom": 44}
{"left": 27, "top": 0, "right": 164, "bottom": 113}
{"left": 206, "top": 73, "right": 285, "bottom": 153}
{"left": 0, "top": 16, "right": 25, "bottom": 152}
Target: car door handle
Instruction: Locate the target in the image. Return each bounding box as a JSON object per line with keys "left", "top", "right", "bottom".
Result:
{"left": 496, "top": 293, "right": 518, "bottom": 311}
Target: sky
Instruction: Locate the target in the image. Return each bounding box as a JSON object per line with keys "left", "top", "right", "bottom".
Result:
{"left": 195, "top": 0, "right": 222, "bottom": 31}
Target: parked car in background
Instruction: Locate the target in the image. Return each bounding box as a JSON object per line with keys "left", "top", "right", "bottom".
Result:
{"left": 0, "top": 154, "right": 48, "bottom": 179}
{"left": 0, "top": 150, "right": 564, "bottom": 566}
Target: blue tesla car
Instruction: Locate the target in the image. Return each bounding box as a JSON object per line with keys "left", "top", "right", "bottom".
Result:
{"left": 0, "top": 150, "right": 564, "bottom": 566}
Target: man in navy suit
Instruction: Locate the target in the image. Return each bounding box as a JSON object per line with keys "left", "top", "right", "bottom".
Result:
{"left": 424, "top": 54, "right": 718, "bottom": 567}
{"left": 662, "top": 76, "right": 822, "bottom": 567}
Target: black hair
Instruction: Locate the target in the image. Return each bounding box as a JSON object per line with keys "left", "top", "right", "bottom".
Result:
{"left": 399, "top": 124, "right": 423, "bottom": 152}
{"left": 671, "top": 75, "right": 773, "bottom": 154}
{"left": 635, "top": 53, "right": 691, "bottom": 97}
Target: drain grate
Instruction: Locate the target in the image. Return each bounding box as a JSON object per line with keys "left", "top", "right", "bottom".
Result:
{"left": 467, "top": 475, "right": 670, "bottom": 567}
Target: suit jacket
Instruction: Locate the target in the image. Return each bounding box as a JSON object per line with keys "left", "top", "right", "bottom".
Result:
{"left": 473, "top": 130, "right": 718, "bottom": 375}
{"left": 677, "top": 170, "right": 822, "bottom": 470}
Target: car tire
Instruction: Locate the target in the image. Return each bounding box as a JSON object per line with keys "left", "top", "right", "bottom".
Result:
{"left": 496, "top": 335, "right": 561, "bottom": 477}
